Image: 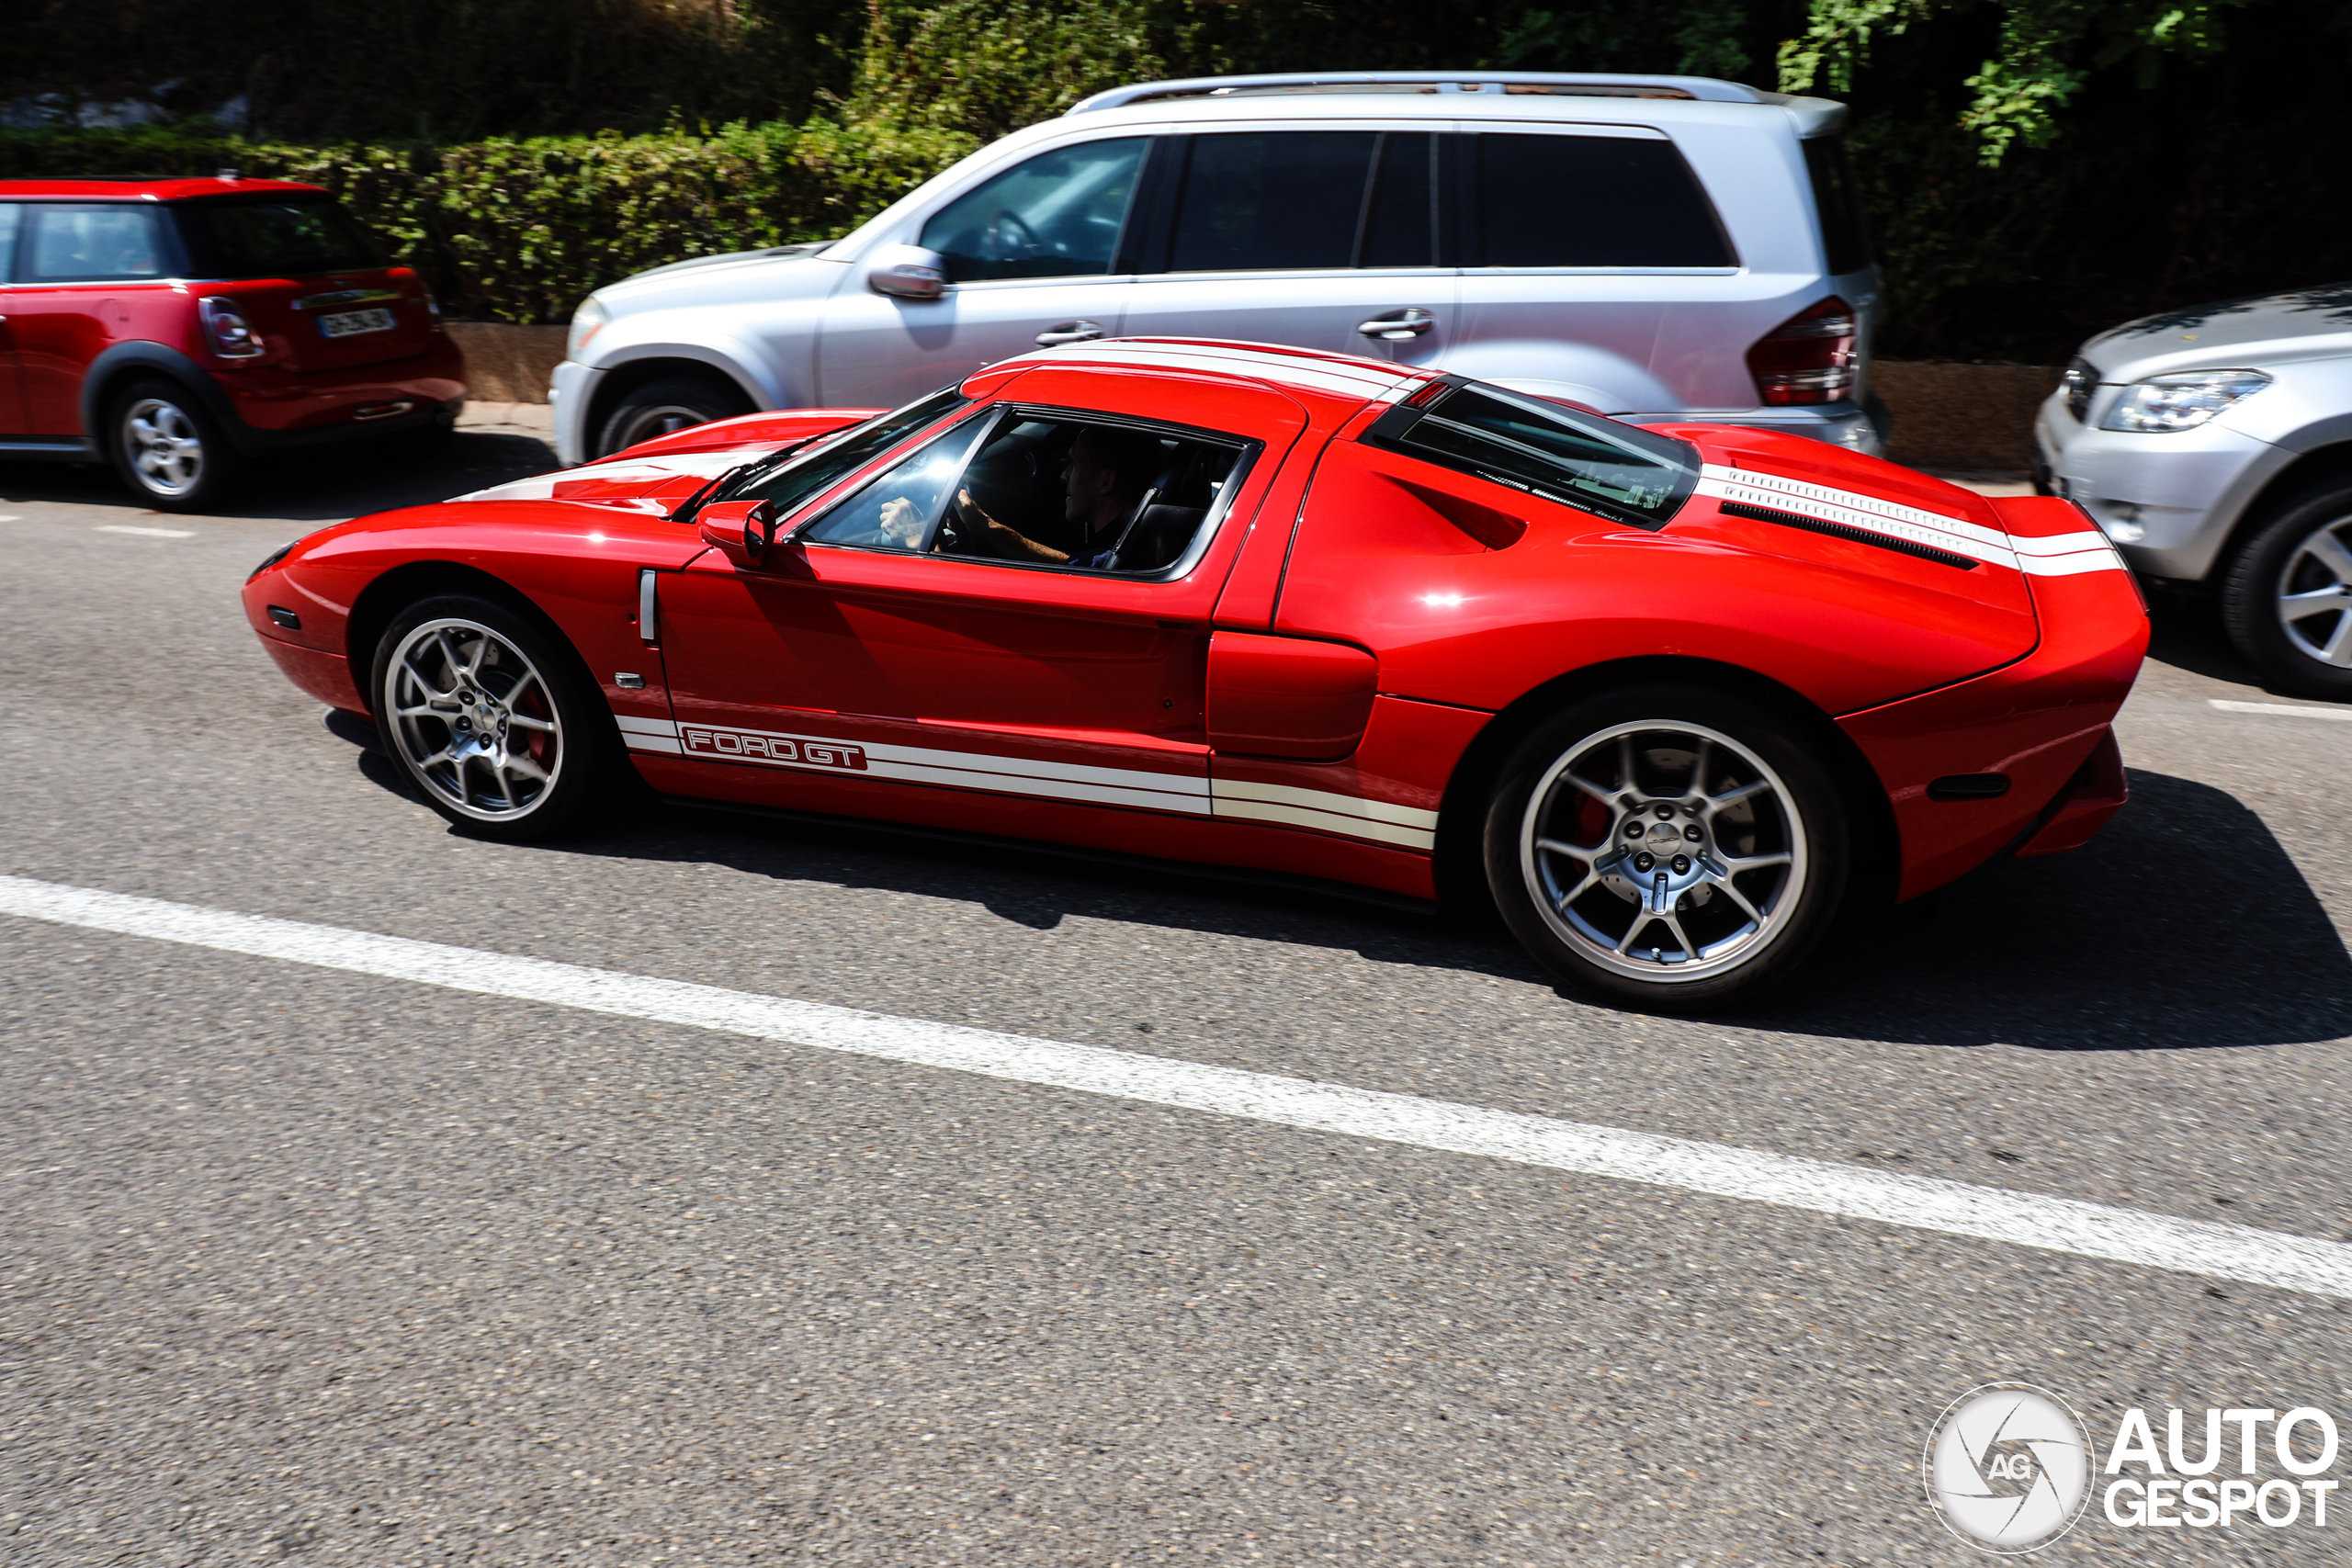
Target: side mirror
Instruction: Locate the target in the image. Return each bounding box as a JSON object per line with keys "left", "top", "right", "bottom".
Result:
{"left": 865, "top": 243, "right": 947, "bottom": 301}
{"left": 698, "top": 497, "right": 782, "bottom": 568}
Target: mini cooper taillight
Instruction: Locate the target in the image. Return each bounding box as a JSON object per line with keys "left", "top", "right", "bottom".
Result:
{"left": 200, "top": 296, "right": 264, "bottom": 359}
{"left": 1747, "top": 297, "right": 1856, "bottom": 406}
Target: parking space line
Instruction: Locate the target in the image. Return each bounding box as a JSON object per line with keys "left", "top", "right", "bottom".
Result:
{"left": 95, "top": 525, "right": 198, "bottom": 538}
{"left": 2211, "top": 699, "right": 2352, "bottom": 723}
{"left": 6, "top": 870, "right": 2351, "bottom": 1301}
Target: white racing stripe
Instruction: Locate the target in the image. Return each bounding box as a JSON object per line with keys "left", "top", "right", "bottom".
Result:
{"left": 1698, "top": 465, "right": 2125, "bottom": 578}
{"left": 5, "top": 872, "right": 2351, "bottom": 1301}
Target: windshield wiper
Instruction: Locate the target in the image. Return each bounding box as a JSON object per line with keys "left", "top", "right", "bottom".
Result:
{"left": 668, "top": 434, "right": 825, "bottom": 523}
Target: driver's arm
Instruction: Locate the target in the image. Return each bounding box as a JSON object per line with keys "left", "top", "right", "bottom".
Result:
{"left": 950, "top": 488, "right": 1069, "bottom": 564}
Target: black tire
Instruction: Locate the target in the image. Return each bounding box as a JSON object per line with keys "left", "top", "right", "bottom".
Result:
{"left": 107, "top": 378, "right": 245, "bottom": 512}
{"left": 2220, "top": 484, "right": 2352, "bottom": 700}
{"left": 1482, "top": 683, "right": 1852, "bottom": 1011}
{"left": 595, "top": 373, "right": 752, "bottom": 457}
{"left": 369, "top": 593, "right": 625, "bottom": 840}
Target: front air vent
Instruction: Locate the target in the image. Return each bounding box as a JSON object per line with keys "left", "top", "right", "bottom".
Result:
{"left": 1718, "top": 500, "right": 1978, "bottom": 570}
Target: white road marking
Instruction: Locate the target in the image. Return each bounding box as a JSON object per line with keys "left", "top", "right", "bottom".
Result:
{"left": 2211, "top": 698, "right": 2352, "bottom": 723}
{"left": 96, "top": 525, "right": 197, "bottom": 538}
{"left": 0, "top": 514, "right": 20, "bottom": 523}
{"left": 5, "top": 871, "right": 2350, "bottom": 1301}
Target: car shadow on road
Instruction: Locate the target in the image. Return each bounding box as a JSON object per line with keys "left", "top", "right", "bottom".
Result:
{"left": 0, "top": 427, "right": 556, "bottom": 523}
{"left": 323, "top": 716, "right": 2351, "bottom": 1050}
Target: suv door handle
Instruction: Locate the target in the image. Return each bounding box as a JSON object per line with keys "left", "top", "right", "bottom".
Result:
{"left": 1035, "top": 321, "right": 1105, "bottom": 346}
{"left": 1357, "top": 308, "right": 1436, "bottom": 341}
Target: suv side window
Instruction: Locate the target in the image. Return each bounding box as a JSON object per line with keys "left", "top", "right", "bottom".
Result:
{"left": 21, "top": 204, "right": 175, "bottom": 283}
{"left": 0, "top": 204, "right": 18, "bottom": 278}
{"left": 1801, "top": 137, "right": 1871, "bottom": 276}
{"left": 1469, "top": 133, "right": 1736, "bottom": 269}
{"left": 1154, "top": 131, "right": 1437, "bottom": 273}
{"left": 921, "top": 138, "right": 1148, "bottom": 284}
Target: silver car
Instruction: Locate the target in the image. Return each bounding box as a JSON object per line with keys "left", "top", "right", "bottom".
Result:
{"left": 2036, "top": 284, "right": 2352, "bottom": 697}
{"left": 553, "top": 70, "right": 1886, "bottom": 468}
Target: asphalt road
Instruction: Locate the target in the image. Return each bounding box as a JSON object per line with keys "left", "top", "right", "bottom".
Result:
{"left": 4, "top": 420, "right": 2349, "bottom": 1566}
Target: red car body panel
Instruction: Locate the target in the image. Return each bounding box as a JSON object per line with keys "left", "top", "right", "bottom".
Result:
{"left": 0, "top": 177, "right": 462, "bottom": 451}
{"left": 243, "top": 338, "right": 2148, "bottom": 909}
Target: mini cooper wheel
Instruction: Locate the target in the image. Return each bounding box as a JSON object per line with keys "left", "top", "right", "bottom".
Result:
{"left": 596, "top": 374, "right": 752, "bottom": 457}
{"left": 371, "top": 595, "right": 618, "bottom": 840}
{"left": 2222, "top": 485, "right": 2352, "bottom": 699}
{"left": 1484, "top": 686, "right": 1850, "bottom": 1010}
{"left": 108, "top": 379, "right": 243, "bottom": 512}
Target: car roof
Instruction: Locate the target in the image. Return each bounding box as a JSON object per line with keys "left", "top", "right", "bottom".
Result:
{"left": 0, "top": 176, "right": 328, "bottom": 202}
{"left": 978, "top": 337, "right": 1436, "bottom": 412}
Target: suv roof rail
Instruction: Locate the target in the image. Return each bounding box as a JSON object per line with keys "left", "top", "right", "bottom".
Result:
{"left": 1067, "top": 71, "right": 1791, "bottom": 115}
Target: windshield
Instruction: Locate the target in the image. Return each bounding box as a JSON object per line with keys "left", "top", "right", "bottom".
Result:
{"left": 710, "top": 385, "right": 974, "bottom": 517}
{"left": 1364, "top": 381, "right": 1696, "bottom": 529}
{"left": 177, "top": 199, "right": 384, "bottom": 278}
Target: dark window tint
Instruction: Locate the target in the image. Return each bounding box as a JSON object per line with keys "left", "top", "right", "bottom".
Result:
{"left": 722, "top": 386, "right": 973, "bottom": 515}
{"left": 0, "top": 205, "right": 19, "bottom": 279}
{"left": 179, "top": 199, "right": 381, "bottom": 278}
{"left": 922, "top": 138, "right": 1147, "bottom": 283}
{"left": 1358, "top": 133, "right": 1434, "bottom": 268}
{"left": 1802, "top": 137, "right": 1872, "bottom": 276}
{"left": 1367, "top": 382, "right": 1696, "bottom": 528}
{"left": 1472, "top": 134, "right": 1735, "bottom": 268}
{"left": 21, "top": 204, "right": 172, "bottom": 282}
{"left": 935, "top": 415, "right": 1245, "bottom": 574}
{"left": 1169, "top": 132, "right": 1376, "bottom": 273}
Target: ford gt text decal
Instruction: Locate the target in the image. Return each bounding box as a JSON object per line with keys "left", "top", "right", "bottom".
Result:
{"left": 613, "top": 717, "right": 1437, "bottom": 852}
{"left": 1696, "top": 465, "right": 2125, "bottom": 578}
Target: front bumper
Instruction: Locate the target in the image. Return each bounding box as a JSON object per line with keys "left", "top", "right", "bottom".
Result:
{"left": 550, "top": 358, "right": 604, "bottom": 467}
{"left": 2031, "top": 389, "right": 2288, "bottom": 581}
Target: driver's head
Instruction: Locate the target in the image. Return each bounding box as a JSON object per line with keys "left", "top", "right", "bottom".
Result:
{"left": 1065, "top": 426, "right": 1163, "bottom": 530}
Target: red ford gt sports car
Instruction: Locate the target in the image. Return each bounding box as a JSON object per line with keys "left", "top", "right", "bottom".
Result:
{"left": 243, "top": 339, "right": 2146, "bottom": 1009}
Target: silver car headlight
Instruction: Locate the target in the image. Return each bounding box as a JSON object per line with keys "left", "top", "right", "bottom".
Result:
{"left": 567, "top": 297, "right": 609, "bottom": 359}
{"left": 2098, "top": 369, "right": 2270, "bottom": 434}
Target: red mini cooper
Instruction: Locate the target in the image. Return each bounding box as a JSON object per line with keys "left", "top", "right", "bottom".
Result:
{"left": 0, "top": 175, "right": 466, "bottom": 509}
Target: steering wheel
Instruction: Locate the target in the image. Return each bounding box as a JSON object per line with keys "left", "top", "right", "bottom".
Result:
{"left": 989, "top": 209, "right": 1043, "bottom": 261}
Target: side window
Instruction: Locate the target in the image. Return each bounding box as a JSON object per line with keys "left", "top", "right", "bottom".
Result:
{"left": 1802, "top": 136, "right": 1872, "bottom": 276}
{"left": 937, "top": 414, "right": 1246, "bottom": 575}
{"left": 921, "top": 138, "right": 1148, "bottom": 284}
{"left": 0, "top": 204, "right": 19, "bottom": 280}
{"left": 22, "top": 204, "right": 171, "bottom": 283}
{"left": 1166, "top": 132, "right": 1376, "bottom": 273}
{"left": 801, "top": 413, "right": 995, "bottom": 551}
{"left": 1471, "top": 134, "right": 1736, "bottom": 269}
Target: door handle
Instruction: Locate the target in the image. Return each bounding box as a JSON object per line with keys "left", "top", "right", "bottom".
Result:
{"left": 1357, "top": 308, "right": 1436, "bottom": 341}
{"left": 1035, "top": 320, "right": 1105, "bottom": 347}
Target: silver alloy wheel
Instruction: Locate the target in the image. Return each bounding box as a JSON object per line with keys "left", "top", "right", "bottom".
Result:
{"left": 121, "top": 397, "right": 206, "bottom": 497}
{"left": 2276, "top": 510, "right": 2352, "bottom": 668}
{"left": 1519, "top": 720, "right": 1809, "bottom": 984}
{"left": 383, "top": 618, "right": 564, "bottom": 820}
{"left": 605, "top": 401, "right": 714, "bottom": 452}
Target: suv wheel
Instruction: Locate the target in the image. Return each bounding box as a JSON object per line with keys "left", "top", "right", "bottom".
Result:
{"left": 109, "top": 379, "right": 243, "bottom": 512}
{"left": 1483, "top": 684, "right": 1851, "bottom": 1011}
{"left": 2221, "top": 484, "right": 2352, "bottom": 699}
{"left": 596, "top": 374, "right": 752, "bottom": 457}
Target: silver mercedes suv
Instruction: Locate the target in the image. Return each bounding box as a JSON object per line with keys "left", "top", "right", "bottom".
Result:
{"left": 554, "top": 71, "right": 1885, "bottom": 468}
{"left": 2036, "top": 284, "right": 2352, "bottom": 698}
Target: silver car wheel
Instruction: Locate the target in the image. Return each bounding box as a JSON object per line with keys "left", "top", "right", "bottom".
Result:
{"left": 121, "top": 397, "right": 207, "bottom": 497}
{"left": 382, "top": 618, "right": 565, "bottom": 821}
{"left": 605, "top": 401, "right": 713, "bottom": 451}
{"left": 2276, "top": 510, "right": 2352, "bottom": 668}
{"left": 1519, "top": 720, "right": 1809, "bottom": 984}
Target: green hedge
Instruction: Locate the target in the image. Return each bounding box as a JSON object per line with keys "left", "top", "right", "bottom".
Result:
{"left": 0, "top": 121, "right": 975, "bottom": 325}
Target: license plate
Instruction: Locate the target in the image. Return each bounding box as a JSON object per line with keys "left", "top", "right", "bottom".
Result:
{"left": 317, "top": 307, "right": 397, "bottom": 339}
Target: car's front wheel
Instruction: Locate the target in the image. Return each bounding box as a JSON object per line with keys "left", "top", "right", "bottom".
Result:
{"left": 2221, "top": 484, "right": 2352, "bottom": 699}
{"left": 1483, "top": 685, "right": 1851, "bottom": 1010}
{"left": 108, "top": 379, "right": 244, "bottom": 512}
{"left": 596, "top": 374, "right": 752, "bottom": 457}
{"left": 370, "top": 594, "right": 621, "bottom": 840}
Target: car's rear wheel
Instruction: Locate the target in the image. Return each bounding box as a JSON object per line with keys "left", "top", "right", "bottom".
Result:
{"left": 2221, "top": 484, "right": 2352, "bottom": 699}
{"left": 108, "top": 379, "right": 243, "bottom": 512}
{"left": 1483, "top": 685, "right": 1850, "bottom": 1010}
{"left": 596, "top": 373, "right": 752, "bottom": 457}
{"left": 371, "top": 594, "right": 620, "bottom": 840}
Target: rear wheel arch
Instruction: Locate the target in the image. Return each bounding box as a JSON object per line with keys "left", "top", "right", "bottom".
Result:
{"left": 1431, "top": 656, "right": 1900, "bottom": 917}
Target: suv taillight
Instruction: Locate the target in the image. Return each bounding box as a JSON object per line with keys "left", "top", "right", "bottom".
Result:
{"left": 1747, "top": 297, "right": 1856, "bottom": 406}
{"left": 200, "top": 296, "right": 264, "bottom": 359}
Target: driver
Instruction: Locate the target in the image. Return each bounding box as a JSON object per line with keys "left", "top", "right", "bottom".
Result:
{"left": 952, "top": 426, "right": 1161, "bottom": 569}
